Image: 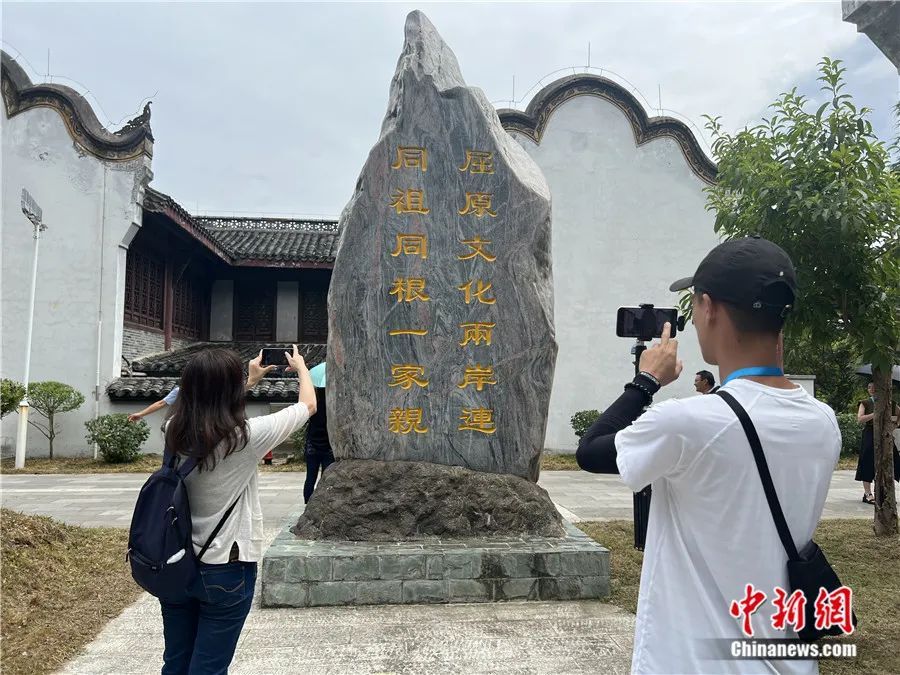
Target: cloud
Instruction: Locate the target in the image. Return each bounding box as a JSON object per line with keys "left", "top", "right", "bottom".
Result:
{"left": 2, "top": 2, "right": 896, "bottom": 216}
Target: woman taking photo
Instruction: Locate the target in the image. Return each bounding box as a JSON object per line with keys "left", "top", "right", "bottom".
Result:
{"left": 159, "top": 345, "right": 316, "bottom": 674}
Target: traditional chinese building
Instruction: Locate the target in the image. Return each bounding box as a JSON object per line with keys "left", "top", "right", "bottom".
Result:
{"left": 2, "top": 48, "right": 729, "bottom": 457}
{"left": 1, "top": 50, "right": 335, "bottom": 455}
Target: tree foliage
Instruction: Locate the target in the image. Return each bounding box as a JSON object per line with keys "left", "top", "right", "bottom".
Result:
{"left": 1, "top": 379, "right": 26, "bottom": 418}
{"left": 27, "top": 381, "right": 85, "bottom": 459}
{"left": 703, "top": 58, "right": 900, "bottom": 535}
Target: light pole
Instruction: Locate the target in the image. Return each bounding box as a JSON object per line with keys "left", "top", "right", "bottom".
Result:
{"left": 15, "top": 189, "right": 46, "bottom": 469}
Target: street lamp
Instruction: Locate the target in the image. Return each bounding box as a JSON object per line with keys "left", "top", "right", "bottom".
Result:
{"left": 15, "top": 188, "right": 46, "bottom": 469}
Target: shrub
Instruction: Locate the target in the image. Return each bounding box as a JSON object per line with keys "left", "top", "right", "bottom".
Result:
{"left": 285, "top": 422, "right": 309, "bottom": 465}
{"left": 27, "top": 381, "right": 85, "bottom": 458}
{"left": 835, "top": 412, "right": 863, "bottom": 457}
{"left": 1, "top": 379, "right": 26, "bottom": 418}
{"left": 571, "top": 410, "right": 602, "bottom": 439}
{"left": 85, "top": 414, "right": 150, "bottom": 463}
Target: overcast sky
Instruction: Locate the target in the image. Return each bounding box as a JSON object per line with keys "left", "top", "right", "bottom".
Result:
{"left": 3, "top": 2, "right": 897, "bottom": 218}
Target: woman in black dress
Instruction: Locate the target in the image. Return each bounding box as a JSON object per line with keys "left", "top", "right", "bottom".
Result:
{"left": 855, "top": 383, "right": 877, "bottom": 504}
{"left": 855, "top": 381, "right": 900, "bottom": 504}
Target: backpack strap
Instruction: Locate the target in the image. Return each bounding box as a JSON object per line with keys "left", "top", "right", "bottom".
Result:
{"left": 196, "top": 497, "right": 241, "bottom": 562}
{"left": 715, "top": 390, "right": 801, "bottom": 562}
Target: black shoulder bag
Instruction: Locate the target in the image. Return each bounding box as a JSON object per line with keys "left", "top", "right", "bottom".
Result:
{"left": 716, "top": 390, "right": 857, "bottom": 642}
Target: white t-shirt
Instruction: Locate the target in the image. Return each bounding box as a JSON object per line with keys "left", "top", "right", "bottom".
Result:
{"left": 181, "top": 402, "right": 310, "bottom": 564}
{"left": 615, "top": 379, "right": 840, "bottom": 675}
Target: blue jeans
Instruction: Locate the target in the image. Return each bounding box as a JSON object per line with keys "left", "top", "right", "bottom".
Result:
{"left": 159, "top": 560, "right": 257, "bottom": 675}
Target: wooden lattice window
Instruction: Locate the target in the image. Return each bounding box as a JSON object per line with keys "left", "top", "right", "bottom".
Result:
{"left": 173, "top": 275, "right": 203, "bottom": 339}
{"left": 301, "top": 289, "right": 328, "bottom": 342}
{"left": 124, "top": 249, "right": 164, "bottom": 329}
{"left": 234, "top": 281, "right": 275, "bottom": 341}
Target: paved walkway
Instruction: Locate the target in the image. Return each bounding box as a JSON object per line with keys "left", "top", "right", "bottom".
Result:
{"left": 0, "top": 470, "right": 876, "bottom": 529}
{"left": 0, "top": 470, "right": 870, "bottom": 674}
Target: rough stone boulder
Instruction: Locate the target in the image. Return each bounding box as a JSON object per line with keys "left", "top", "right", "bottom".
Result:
{"left": 326, "top": 10, "right": 556, "bottom": 482}
{"left": 292, "top": 460, "right": 566, "bottom": 541}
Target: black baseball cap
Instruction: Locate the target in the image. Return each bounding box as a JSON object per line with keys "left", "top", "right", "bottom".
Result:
{"left": 669, "top": 236, "right": 797, "bottom": 315}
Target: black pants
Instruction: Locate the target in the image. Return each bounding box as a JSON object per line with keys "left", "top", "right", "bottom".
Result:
{"left": 304, "top": 444, "right": 334, "bottom": 503}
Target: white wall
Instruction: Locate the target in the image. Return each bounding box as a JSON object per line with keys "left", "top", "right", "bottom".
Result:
{"left": 509, "top": 95, "right": 720, "bottom": 451}
{"left": 1, "top": 107, "right": 150, "bottom": 456}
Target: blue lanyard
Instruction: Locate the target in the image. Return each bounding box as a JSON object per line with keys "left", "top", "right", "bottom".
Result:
{"left": 722, "top": 366, "right": 784, "bottom": 386}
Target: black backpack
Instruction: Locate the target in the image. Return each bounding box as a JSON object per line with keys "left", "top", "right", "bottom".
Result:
{"left": 127, "top": 451, "right": 238, "bottom": 602}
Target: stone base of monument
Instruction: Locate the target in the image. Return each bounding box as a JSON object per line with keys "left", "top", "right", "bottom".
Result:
{"left": 261, "top": 514, "right": 609, "bottom": 607}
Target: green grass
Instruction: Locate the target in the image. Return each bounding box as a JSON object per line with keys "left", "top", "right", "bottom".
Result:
{"left": 578, "top": 519, "right": 900, "bottom": 675}
{"left": 1, "top": 509, "right": 142, "bottom": 675}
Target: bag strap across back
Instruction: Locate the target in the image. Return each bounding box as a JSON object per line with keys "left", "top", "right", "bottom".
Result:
{"left": 162, "top": 448, "right": 241, "bottom": 563}
{"left": 716, "top": 390, "right": 801, "bottom": 562}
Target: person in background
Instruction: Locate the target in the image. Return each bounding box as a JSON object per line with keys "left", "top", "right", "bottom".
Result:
{"left": 128, "top": 386, "right": 180, "bottom": 422}
{"left": 694, "top": 370, "right": 718, "bottom": 394}
{"left": 855, "top": 381, "right": 900, "bottom": 504}
{"left": 303, "top": 386, "right": 333, "bottom": 503}
{"left": 159, "top": 345, "right": 316, "bottom": 675}
{"left": 303, "top": 363, "right": 334, "bottom": 502}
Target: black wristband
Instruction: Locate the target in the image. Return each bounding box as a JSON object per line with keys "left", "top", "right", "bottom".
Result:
{"left": 634, "top": 373, "right": 661, "bottom": 395}
{"left": 625, "top": 373, "right": 661, "bottom": 405}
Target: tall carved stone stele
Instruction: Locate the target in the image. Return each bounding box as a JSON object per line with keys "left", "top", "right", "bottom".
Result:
{"left": 326, "top": 10, "right": 556, "bottom": 483}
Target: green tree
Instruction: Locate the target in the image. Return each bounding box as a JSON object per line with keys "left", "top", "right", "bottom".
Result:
{"left": 704, "top": 58, "right": 900, "bottom": 536}
{"left": 27, "top": 381, "right": 85, "bottom": 459}
{"left": 1, "top": 379, "right": 26, "bottom": 418}
{"left": 781, "top": 334, "right": 862, "bottom": 413}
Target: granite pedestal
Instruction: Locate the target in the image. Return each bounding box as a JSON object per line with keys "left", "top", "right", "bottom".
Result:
{"left": 261, "top": 510, "right": 609, "bottom": 608}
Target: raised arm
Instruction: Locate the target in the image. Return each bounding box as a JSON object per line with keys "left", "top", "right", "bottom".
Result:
{"left": 285, "top": 345, "right": 317, "bottom": 416}
{"left": 576, "top": 323, "right": 682, "bottom": 475}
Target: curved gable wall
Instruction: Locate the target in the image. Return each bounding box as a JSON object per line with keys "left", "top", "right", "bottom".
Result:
{"left": 501, "top": 81, "right": 720, "bottom": 451}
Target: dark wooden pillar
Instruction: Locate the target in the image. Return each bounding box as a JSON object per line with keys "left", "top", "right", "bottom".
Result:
{"left": 163, "top": 260, "right": 174, "bottom": 350}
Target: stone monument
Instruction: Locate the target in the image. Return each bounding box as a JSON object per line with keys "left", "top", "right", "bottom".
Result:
{"left": 261, "top": 11, "right": 609, "bottom": 607}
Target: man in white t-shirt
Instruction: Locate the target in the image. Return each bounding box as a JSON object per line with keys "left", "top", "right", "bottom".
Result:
{"left": 577, "top": 237, "right": 841, "bottom": 674}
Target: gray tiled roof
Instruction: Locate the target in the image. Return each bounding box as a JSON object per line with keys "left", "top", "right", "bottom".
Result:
{"left": 107, "top": 375, "right": 302, "bottom": 402}
{"left": 197, "top": 218, "right": 339, "bottom": 264}
{"left": 131, "top": 342, "right": 326, "bottom": 376}
{"left": 110, "top": 341, "right": 326, "bottom": 401}
{"left": 143, "top": 187, "right": 339, "bottom": 266}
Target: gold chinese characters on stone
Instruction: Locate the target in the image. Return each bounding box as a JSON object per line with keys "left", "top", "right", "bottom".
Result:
{"left": 457, "top": 236, "right": 496, "bottom": 262}
{"left": 459, "top": 322, "right": 495, "bottom": 347}
{"left": 389, "top": 408, "right": 429, "bottom": 434}
{"left": 388, "top": 364, "right": 429, "bottom": 390}
{"left": 459, "top": 408, "right": 497, "bottom": 434}
{"left": 391, "top": 234, "right": 428, "bottom": 259}
{"left": 458, "top": 150, "right": 494, "bottom": 174}
{"left": 390, "top": 189, "right": 430, "bottom": 215}
{"left": 458, "top": 192, "right": 497, "bottom": 218}
{"left": 457, "top": 280, "right": 495, "bottom": 305}
{"left": 389, "top": 278, "right": 431, "bottom": 303}
{"left": 392, "top": 146, "right": 427, "bottom": 172}
{"left": 457, "top": 365, "right": 497, "bottom": 391}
